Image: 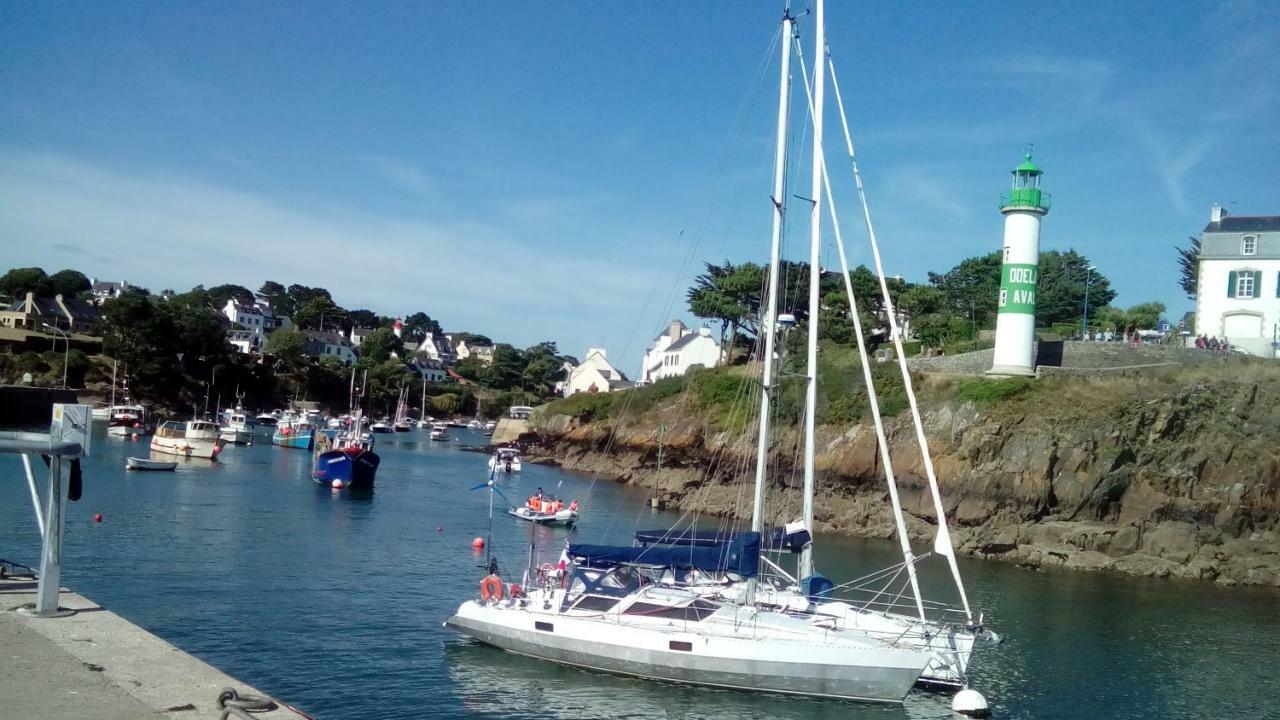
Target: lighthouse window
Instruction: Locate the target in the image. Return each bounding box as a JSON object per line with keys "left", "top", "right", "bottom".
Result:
{"left": 1242, "top": 236, "right": 1256, "bottom": 256}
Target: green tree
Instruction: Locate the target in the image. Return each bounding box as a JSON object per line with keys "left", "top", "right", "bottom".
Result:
{"left": 358, "top": 327, "right": 402, "bottom": 364}
{"left": 928, "top": 252, "right": 1002, "bottom": 326}
{"left": 1036, "top": 250, "right": 1115, "bottom": 325}
{"left": 488, "top": 344, "right": 525, "bottom": 389}
{"left": 1125, "top": 302, "right": 1166, "bottom": 331}
{"left": 687, "top": 260, "right": 764, "bottom": 361}
{"left": 0, "top": 267, "right": 49, "bottom": 298}
{"left": 46, "top": 269, "right": 91, "bottom": 298}
{"left": 1176, "top": 236, "right": 1200, "bottom": 300}
{"left": 898, "top": 285, "right": 946, "bottom": 319}
{"left": 293, "top": 295, "right": 346, "bottom": 332}
{"left": 431, "top": 392, "right": 460, "bottom": 415}
{"left": 346, "top": 309, "right": 379, "bottom": 330}
{"left": 266, "top": 328, "right": 307, "bottom": 366}
{"left": 258, "top": 281, "right": 290, "bottom": 315}
{"left": 403, "top": 311, "right": 443, "bottom": 340}
{"left": 207, "top": 284, "right": 255, "bottom": 309}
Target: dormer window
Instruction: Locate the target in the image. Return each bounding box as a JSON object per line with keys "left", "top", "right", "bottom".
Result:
{"left": 1242, "top": 235, "right": 1257, "bottom": 256}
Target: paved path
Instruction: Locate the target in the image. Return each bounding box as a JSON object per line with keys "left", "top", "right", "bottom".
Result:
{"left": 1, "top": 575, "right": 308, "bottom": 719}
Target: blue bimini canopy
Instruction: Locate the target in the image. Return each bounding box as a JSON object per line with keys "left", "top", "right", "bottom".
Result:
{"left": 570, "top": 532, "right": 761, "bottom": 578}
{"left": 634, "top": 527, "right": 811, "bottom": 554}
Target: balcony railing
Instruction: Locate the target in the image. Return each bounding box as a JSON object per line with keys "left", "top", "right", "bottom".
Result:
{"left": 1000, "top": 188, "right": 1052, "bottom": 212}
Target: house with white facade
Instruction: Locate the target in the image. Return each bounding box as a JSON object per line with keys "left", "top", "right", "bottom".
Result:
{"left": 350, "top": 327, "right": 376, "bottom": 347}
{"left": 1195, "top": 207, "right": 1280, "bottom": 357}
{"left": 223, "top": 299, "right": 268, "bottom": 353}
{"left": 453, "top": 338, "right": 495, "bottom": 365}
{"left": 89, "top": 278, "right": 128, "bottom": 305}
{"left": 562, "top": 348, "right": 631, "bottom": 397}
{"left": 417, "top": 333, "right": 457, "bottom": 365}
{"left": 640, "top": 319, "right": 722, "bottom": 383}
{"left": 302, "top": 330, "right": 357, "bottom": 364}
{"left": 414, "top": 358, "right": 448, "bottom": 383}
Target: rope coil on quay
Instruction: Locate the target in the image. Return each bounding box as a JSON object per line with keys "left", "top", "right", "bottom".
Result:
{"left": 216, "top": 687, "right": 277, "bottom": 720}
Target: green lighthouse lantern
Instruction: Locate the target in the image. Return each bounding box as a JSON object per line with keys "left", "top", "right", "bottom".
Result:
{"left": 1000, "top": 153, "right": 1051, "bottom": 214}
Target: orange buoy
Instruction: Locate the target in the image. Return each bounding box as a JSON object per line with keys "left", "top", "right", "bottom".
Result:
{"left": 471, "top": 537, "right": 485, "bottom": 549}
{"left": 94, "top": 513, "right": 103, "bottom": 523}
{"left": 480, "top": 574, "right": 504, "bottom": 602}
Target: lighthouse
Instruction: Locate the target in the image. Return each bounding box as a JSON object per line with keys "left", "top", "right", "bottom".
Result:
{"left": 988, "top": 152, "right": 1050, "bottom": 377}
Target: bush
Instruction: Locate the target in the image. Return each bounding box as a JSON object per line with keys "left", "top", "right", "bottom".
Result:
{"left": 953, "top": 377, "right": 1036, "bottom": 405}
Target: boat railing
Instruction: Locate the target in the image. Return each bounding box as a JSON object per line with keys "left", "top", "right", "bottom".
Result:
{"left": 0, "top": 403, "right": 91, "bottom": 617}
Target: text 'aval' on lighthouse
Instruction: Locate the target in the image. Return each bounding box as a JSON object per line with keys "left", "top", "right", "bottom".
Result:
{"left": 988, "top": 152, "right": 1050, "bottom": 377}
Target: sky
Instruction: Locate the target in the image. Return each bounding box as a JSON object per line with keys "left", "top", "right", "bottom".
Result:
{"left": 2, "top": 1, "right": 1278, "bottom": 375}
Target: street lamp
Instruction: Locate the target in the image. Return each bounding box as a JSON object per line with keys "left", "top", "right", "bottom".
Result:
{"left": 42, "top": 323, "right": 70, "bottom": 388}
{"left": 1081, "top": 265, "right": 1097, "bottom": 338}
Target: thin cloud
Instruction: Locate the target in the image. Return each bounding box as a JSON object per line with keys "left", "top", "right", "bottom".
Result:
{"left": 0, "top": 150, "right": 657, "bottom": 354}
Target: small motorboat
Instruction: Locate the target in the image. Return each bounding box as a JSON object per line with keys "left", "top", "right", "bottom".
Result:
{"left": 487, "top": 448, "right": 522, "bottom": 473}
{"left": 125, "top": 456, "right": 178, "bottom": 471}
{"left": 107, "top": 404, "right": 151, "bottom": 437}
{"left": 509, "top": 495, "right": 578, "bottom": 527}
{"left": 219, "top": 409, "right": 255, "bottom": 445}
{"left": 430, "top": 423, "right": 448, "bottom": 441}
{"left": 255, "top": 412, "right": 279, "bottom": 427}
{"left": 482, "top": 421, "right": 496, "bottom": 436}
{"left": 150, "top": 420, "right": 224, "bottom": 459}
{"left": 394, "top": 419, "right": 413, "bottom": 433}
{"left": 370, "top": 419, "right": 393, "bottom": 434}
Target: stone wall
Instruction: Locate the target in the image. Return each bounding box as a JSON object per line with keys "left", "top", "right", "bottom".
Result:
{"left": 907, "top": 341, "right": 1239, "bottom": 376}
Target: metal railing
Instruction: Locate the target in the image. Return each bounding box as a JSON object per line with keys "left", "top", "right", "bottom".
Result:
{"left": 999, "top": 189, "right": 1052, "bottom": 212}
{"left": 2, "top": 404, "right": 91, "bottom": 617}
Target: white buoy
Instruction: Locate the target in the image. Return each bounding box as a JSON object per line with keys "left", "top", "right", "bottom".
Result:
{"left": 952, "top": 688, "right": 990, "bottom": 718}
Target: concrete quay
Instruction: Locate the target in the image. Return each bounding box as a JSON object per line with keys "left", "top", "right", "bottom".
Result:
{"left": 1, "top": 575, "right": 309, "bottom": 719}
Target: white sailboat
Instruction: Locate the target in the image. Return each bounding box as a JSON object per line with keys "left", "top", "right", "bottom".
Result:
{"left": 446, "top": 4, "right": 940, "bottom": 704}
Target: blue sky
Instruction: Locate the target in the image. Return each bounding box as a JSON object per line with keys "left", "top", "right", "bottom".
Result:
{"left": 3, "top": 1, "right": 1277, "bottom": 373}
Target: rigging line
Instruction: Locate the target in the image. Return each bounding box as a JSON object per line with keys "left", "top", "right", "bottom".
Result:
{"left": 825, "top": 45, "right": 973, "bottom": 621}
{"left": 790, "top": 34, "right": 927, "bottom": 624}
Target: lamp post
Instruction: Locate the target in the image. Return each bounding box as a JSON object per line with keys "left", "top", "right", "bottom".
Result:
{"left": 1081, "top": 265, "right": 1097, "bottom": 338}
{"left": 42, "top": 323, "right": 70, "bottom": 388}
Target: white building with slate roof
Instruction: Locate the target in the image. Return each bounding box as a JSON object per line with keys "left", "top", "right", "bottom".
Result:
{"left": 1195, "top": 206, "right": 1280, "bottom": 357}
{"left": 640, "top": 319, "right": 722, "bottom": 384}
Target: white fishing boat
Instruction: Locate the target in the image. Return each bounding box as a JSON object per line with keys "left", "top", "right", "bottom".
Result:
{"left": 150, "top": 420, "right": 223, "bottom": 459}
{"left": 125, "top": 456, "right": 177, "bottom": 471}
{"left": 370, "top": 418, "right": 393, "bottom": 434}
{"left": 447, "top": 4, "right": 950, "bottom": 704}
{"left": 219, "top": 408, "right": 254, "bottom": 445}
{"left": 430, "top": 423, "right": 448, "bottom": 441}
{"left": 487, "top": 448, "right": 522, "bottom": 473}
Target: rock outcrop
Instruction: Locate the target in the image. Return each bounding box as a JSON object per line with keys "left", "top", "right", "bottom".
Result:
{"left": 522, "top": 371, "right": 1280, "bottom": 588}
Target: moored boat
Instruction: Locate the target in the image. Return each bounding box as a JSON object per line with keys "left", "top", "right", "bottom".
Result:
{"left": 508, "top": 494, "right": 577, "bottom": 527}
{"left": 125, "top": 456, "right": 177, "bottom": 471}
{"left": 107, "top": 404, "right": 151, "bottom": 437}
{"left": 150, "top": 420, "right": 223, "bottom": 459}
{"left": 255, "top": 412, "right": 279, "bottom": 427}
{"left": 272, "top": 417, "right": 315, "bottom": 450}
{"left": 487, "top": 448, "right": 522, "bottom": 473}
{"left": 430, "top": 423, "right": 448, "bottom": 441}
{"left": 219, "top": 409, "right": 254, "bottom": 445}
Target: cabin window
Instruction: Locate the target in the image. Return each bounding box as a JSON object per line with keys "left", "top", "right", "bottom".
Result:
{"left": 669, "top": 640, "right": 693, "bottom": 652}
{"left": 1242, "top": 235, "right": 1257, "bottom": 256}
{"left": 534, "top": 621, "right": 554, "bottom": 632}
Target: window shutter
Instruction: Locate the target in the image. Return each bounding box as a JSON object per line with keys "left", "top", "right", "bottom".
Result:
{"left": 1227, "top": 270, "right": 1237, "bottom": 298}
{"left": 1254, "top": 271, "right": 1264, "bottom": 299}
{"left": 1276, "top": 271, "right": 1280, "bottom": 298}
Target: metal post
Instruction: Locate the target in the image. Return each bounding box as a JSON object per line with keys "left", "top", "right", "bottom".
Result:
{"left": 35, "top": 454, "right": 65, "bottom": 615}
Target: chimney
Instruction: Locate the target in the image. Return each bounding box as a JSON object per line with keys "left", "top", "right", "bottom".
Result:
{"left": 1210, "top": 205, "right": 1225, "bottom": 223}
{"left": 669, "top": 319, "right": 683, "bottom": 341}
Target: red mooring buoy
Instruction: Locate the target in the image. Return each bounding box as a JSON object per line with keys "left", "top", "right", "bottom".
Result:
{"left": 94, "top": 513, "right": 103, "bottom": 523}
{"left": 471, "top": 537, "right": 484, "bottom": 549}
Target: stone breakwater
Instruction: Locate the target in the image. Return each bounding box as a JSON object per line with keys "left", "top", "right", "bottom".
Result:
{"left": 524, "top": 376, "right": 1280, "bottom": 588}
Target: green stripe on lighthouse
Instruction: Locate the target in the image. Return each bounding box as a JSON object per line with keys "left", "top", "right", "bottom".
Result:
{"left": 998, "top": 263, "right": 1038, "bottom": 315}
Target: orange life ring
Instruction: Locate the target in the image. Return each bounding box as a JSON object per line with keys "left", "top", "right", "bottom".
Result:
{"left": 480, "top": 574, "right": 504, "bottom": 602}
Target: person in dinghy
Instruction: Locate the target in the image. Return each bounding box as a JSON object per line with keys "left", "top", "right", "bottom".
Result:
{"left": 508, "top": 491, "right": 579, "bottom": 527}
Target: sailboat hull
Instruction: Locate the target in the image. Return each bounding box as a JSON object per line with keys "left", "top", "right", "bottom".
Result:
{"left": 446, "top": 602, "right": 924, "bottom": 704}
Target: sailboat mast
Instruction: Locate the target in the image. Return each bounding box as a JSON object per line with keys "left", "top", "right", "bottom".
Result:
{"left": 110, "top": 360, "right": 117, "bottom": 407}
{"left": 799, "top": 0, "right": 825, "bottom": 581}
{"left": 749, "top": 9, "right": 795, "bottom": 538}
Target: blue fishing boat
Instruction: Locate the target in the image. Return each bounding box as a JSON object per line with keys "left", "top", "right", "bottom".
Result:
{"left": 312, "top": 442, "right": 379, "bottom": 490}
{"left": 272, "top": 416, "right": 315, "bottom": 450}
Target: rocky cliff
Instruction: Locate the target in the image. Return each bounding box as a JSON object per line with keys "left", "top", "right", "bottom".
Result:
{"left": 522, "top": 366, "right": 1280, "bottom": 588}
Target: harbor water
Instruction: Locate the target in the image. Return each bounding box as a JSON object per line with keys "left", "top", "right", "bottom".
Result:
{"left": 1, "top": 424, "right": 1276, "bottom": 719}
